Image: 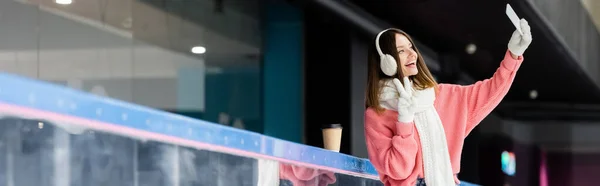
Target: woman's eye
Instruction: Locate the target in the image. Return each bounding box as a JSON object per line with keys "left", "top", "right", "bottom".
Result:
{"left": 398, "top": 50, "right": 404, "bottom": 54}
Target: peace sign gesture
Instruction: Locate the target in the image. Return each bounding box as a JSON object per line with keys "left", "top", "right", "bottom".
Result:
{"left": 392, "top": 77, "right": 417, "bottom": 123}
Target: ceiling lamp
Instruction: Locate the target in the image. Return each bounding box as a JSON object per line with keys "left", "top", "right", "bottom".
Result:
{"left": 55, "top": 0, "right": 73, "bottom": 5}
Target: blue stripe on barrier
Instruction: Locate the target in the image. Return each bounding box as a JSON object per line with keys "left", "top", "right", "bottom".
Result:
{"left": 0, "top": 73, "right": 379, "bottom": 176}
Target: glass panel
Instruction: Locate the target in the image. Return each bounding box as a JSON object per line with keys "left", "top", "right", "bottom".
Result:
{"left": 0, "top": 0, "right": 262, "bottom": 133}
{"left": 0, "top": 117, "right": 381, "bottom": 186}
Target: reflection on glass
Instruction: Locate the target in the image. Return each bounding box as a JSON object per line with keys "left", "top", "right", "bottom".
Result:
{"left": 0, "top": 117, "right": 383, "bottom": 186}
{"left": 279, "top": 163, "right": 336, "bottom": 186}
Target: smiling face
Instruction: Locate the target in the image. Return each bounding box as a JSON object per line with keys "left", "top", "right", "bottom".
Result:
{"left": 366, "top": 29, "right": 439, "bottom": 112}
{"left": 394, "top": 33, "right": 419, "bottom": 76}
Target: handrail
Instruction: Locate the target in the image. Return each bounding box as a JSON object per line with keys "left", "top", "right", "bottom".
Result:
{"left": 0, "top": 73, "right": 379, "bottom": 179}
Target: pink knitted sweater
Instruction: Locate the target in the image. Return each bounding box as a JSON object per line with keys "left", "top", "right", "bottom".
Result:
{"left": 364, "top": 50, "right": 523, "bottom": 186}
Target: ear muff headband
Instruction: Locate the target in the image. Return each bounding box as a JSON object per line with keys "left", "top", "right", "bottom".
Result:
{"left": 375, "top": 28, "right": 404, "bottom": 76}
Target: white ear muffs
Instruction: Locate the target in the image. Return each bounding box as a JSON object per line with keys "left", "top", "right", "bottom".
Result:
{"left": 380, "top": 54, "right": 397, "bottom": 76}
{"left": 375, "top": 28, "right": 400, "bottom": 76}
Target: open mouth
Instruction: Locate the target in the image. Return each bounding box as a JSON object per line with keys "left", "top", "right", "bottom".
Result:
{"left": 405, "top": 61, "right": 417, "bottom": 67}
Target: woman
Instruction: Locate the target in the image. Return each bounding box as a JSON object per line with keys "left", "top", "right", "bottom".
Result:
{"left": 364, "top": 19, "right": 532, "bottom": 186}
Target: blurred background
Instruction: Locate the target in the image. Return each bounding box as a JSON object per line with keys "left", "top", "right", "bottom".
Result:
{"left": 0, "top": 0, "right": 599, "bottom": 185}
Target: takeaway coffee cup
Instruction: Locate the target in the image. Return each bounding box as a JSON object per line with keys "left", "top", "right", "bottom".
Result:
{"left": 322, "top": 124, "right": 343, "bottom": 152}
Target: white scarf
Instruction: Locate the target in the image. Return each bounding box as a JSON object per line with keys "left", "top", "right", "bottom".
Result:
{"left": 379, "top": 80, "right": 455, "bottom": 186}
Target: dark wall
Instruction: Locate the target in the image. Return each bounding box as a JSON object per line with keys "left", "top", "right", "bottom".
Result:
{"left": 546, "top": 152, "right": 573, "bottom": 186}
{"left": 459, "top": 126, "right": 481, "bottom": 184}
{"left": 477, "top": 133, "right": 542, "bottom": 186}
{"left": 303, "top": 4, "right": 352, "bottom": 154}
{"left": 547, "top": 152, "right": 600, "bottom": 186}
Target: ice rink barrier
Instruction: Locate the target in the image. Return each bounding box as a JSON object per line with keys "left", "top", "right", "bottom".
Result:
{"left": 0, "top": 73, "right": 478, "bottom": 186}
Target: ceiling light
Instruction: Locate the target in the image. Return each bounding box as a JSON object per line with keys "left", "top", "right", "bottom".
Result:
{"left": 56, "top": 0, "right": 73, "bottom": 5}
{"left": 191, "top": 46, "right": 206, "bottom": 54}
{"left": 465, "top": 43, "right": 477, "bottom": 55}
{"left": 529, "top": 90, "right": 538, "bottom": 99}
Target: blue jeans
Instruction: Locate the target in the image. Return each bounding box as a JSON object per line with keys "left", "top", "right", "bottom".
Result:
{"left": 415, "top": 178, "right": 427, "bottom": 186}
{"left": 415, "top": 178, "right": 480, "bottom": 186}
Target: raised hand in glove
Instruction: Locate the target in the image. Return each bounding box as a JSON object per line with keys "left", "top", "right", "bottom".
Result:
{"left": 392, "top": 77, "right": 417, "bottom": 123}
{"left": 508, "top": 18, "right": 533, "bottom": 58}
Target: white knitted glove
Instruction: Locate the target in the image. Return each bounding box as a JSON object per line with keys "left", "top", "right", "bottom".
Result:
{"left": 508, "top": 19, "right": 533, "bottom": 57}
{"left": 392, "top": 77, "right": 417, "bottom": 123}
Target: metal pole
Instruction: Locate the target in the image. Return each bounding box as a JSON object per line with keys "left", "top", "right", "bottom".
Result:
{"left": 310, "top": 0, "right": 388, "bottom": 36}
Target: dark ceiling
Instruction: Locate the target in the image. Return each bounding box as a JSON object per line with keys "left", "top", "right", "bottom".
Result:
{"left": 348, "top": 0, "right": 600, "bottom": 120}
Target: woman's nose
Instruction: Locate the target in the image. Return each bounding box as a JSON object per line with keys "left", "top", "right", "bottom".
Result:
{"left": 409, "top": 50, "right": 417, "bottom": 59}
